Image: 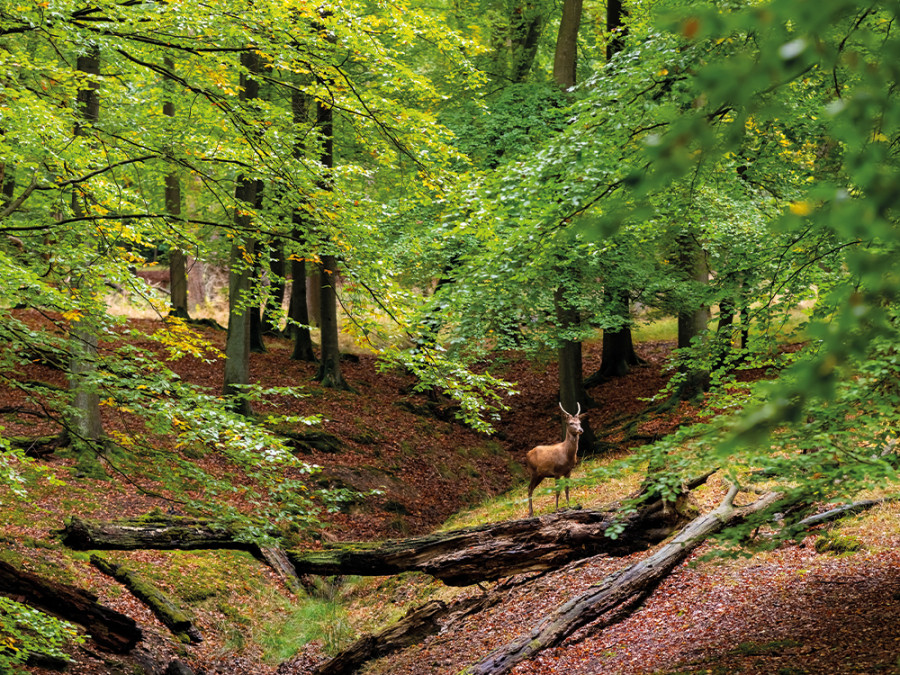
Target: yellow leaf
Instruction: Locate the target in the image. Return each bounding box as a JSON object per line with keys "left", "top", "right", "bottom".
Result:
{"left": 789, "top": 201, "right": 813, "bottom": 216}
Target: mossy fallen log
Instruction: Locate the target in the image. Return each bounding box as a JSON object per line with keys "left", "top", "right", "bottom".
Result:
{"left": 288, "top": 494, "right": 695, "bottom": 587}
{"left": 62, "top": 515, "right": 255, "bottom": 551}
{"left": 314, "top": 600, "right": 447, "bottom": 675}
{"left": 314, "top": 585, "right": 506, "bottom": 675}
{"left": 0, "top": 560, "right": 141, "bottom": 653}
{"left": 90, "top": 555, "right": 202, "bottom": 644}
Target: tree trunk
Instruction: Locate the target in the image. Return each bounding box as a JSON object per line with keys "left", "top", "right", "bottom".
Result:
{"left": 313, "top": 97, "right": 349, "bottom": 389}
{"left": 163, "top": 56, "right": 189, "bottom": 320}
{"left": 288, "top": 491, "right": 698, "bottom": 586}
{"left": 290, "top": 89, "right": 318, "bottom": 361}
{"left": 675, "top": 228, "right": 710, "bottom": 400}
{"left": 468, "top": 487, "right": 782, "bottom": 675}
{"left": 509, "top": 4, "right": 544, "bottom": 83}
{"left": 62, "top": 515, "right": 257, "bottom": 551}
{"left": 263, "top": 242, "right": 287, "bottom": 335}
{"left": 552, "top": 0, "right": 583, "bottom": 89}
{"left": 606, "top": 0, "right": 628, "bottom": 59}
{"left": 0, "top": 560, "right": 141, "bottom": 653}
{"left": 223, "top": 50, "right": 262, "bottom": 415}
{"left": 69, "top": 47, "right": 104, "bottom": 446}
{"left": 290, "top": 254, "right": 317, "bottom": 361}
{"left": 91, "top": 555, "right": 202, "bottom": 644}
{"left": 314, "top": 601, "right": 450, "bottom": 675}
{"left": 554, "top": 286, "right": 595, "bottom": 451}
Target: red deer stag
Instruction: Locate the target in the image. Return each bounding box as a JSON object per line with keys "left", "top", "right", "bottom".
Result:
{"left": 524, "top": 402, "right": 586, "bottom": 517}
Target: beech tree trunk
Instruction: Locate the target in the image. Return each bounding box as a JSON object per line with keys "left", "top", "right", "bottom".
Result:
{"left": 289, "top": 89, "right": 317, "bottom": 362}
{"left": 552, "top": 0, "right": 583, "bottom": 89}
{"left": 164, "top": 56, "right": 189, "bottom": 321}
{"left": 288, "top": 493, "right": 696, "bottom": 586}
{"left": 469, "top": 486, "right": 782, "bottom": 674}
{"left": 675, "top": 228, "right": 711, "bottom": 400}
{"left": 69, "top": 47, "right": 104, "bottom": 445}
{"left": 313, "top": 96, "right": 350, "bottom": 389}
{"left": 223, "top": 50, "right": 262, "bottom": 415}
{"left": 0, "top": 560, "right": 141, "bottom": 653}
{"left": 62, "top": 515, "right": 257, "bottom": 551}
{"left": 91, "top": 555, "right": 202, "bottom": 644}
{"left": 314, "top": 601, "right": 449, "bottom": 675}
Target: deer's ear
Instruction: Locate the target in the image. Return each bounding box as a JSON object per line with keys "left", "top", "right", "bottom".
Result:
{"left": 578, "top": 413, "right": 588, "bottom": 419}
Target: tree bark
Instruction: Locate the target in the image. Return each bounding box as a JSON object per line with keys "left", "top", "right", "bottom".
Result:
{"left": 62, "top": 515, "right": 257, "bottom": 551}
{"left": 552, "top": 0, "right": 583, "bottom": 89}
{"left": 223, "top": 50, "right": 263, "bottom": 415}
{"left": 288, "top": 493, "right": 697, "bottom": 586}
{"left": 0, "top": 560, "right": 141, "bottom": 653}
{"left": 263, "top": 242, "right": 287, "bottom": 335}
{"left": 675, "top": 228, "right": 710, "bottom": 400}
{"left": 469, "top": 486, "right": 782, "bottom": 674}
{"left": 313, "top": 96, "right": 350, "bottom": 389}
{"left": 290, "top": 254, "right": 317, "bottom": 361}
{"left": 314, "top": 600, "right": 449, "bottom": 675}
{"left": 68, "top": 47, "right": 104, "bottom": 445}
{"left": 163, "top": 56, "right": 189, "bottom": 321}
{"left": 555, "top": 286, "right": 595, "bottom": 451}
{"left": 91, "top": 555, "right": 202, "bottom": 643}
{"left": 606, "top": 0, "right": 628, "bottom": 59}
{"left": 289, "top": 89, "right": 318, "bottom": 362}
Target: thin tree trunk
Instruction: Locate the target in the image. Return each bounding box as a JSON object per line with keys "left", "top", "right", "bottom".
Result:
{"left": 606, "top": 0, "right": 627, "bottom": 59}
{"left": 69, "top": 48, "right": 104, "bottom": 445}
{"left": 509, "top": 4, "right": 544, "bottom": 83}
{"left": 290, "top": 253, "right": 317, "bottom": 361}
{"left": 289, "top": 89, "right": 317, "bottom": 361}
{"left": 554, "top": 286, "right": 595, "bottom": 450}
{"left": 164, "top": 56, "right": 189, "bottom": 320}
{"left": 223, "top": 50, "right": 262, "bottom": 415}
{"left": 263, "top": 242, "right": 287, "bottom": 335}
{"left": 313, "top": 98, "right": 349, "bottom": 389}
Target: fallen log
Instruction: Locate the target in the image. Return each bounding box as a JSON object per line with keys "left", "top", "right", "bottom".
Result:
{"left": 62, "top": 515, "right": 256, "bottom": 551}
{"left": 314, "top": 582, "right": 508, "bottom": 675}
{"left": 288, "top": 494, "right": 696, "bottom": 587}
{"left": 258, "top": 546, "right": 304, "bottom": 595}
{"left": 90, "top": 555, "right": 202, "bottom": 644}
{"left": 0, "top": 560, "right": 141, "bottom": 653}
{"left": 469, "top": 486, "right": 782, "bottom": 675}
{"left": 314, "top": 600, "right": 447, "bottom": 675}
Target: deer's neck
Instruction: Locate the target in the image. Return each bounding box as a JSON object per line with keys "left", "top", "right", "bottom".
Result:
{"left": 564, "top": 430, "right": 580, "bottom": 459}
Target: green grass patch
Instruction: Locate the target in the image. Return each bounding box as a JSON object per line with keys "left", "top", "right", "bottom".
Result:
{"left": 254, "top": 593, "right": 354, "bottom": 661}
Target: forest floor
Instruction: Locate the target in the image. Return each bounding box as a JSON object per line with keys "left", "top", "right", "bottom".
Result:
{"left": 2, "top": 309, "right": 900, "bottom": 675}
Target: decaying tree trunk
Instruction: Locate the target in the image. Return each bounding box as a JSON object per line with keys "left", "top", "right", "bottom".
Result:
{"left": 91, "top": 555, "right": 202, "bottom": 644}
{"left": 469, "top": 486, "right": 782, "bottom": 675}
{"left": 0, "top": 560, "right": 141, "bottom": 653}
{"left": 288, "top": 494, "right": 696, "bottom": 586}
{"left": 315, "top": 580, "right": 509, "bottom": 675}
{"left": 62, "top": 515, "right": 257, "bottom": 551}
{"left": 258, "top": 546, "right": 304, "bottom": 595}
{"left": 314, "top": 600, "right": 447, "bottom": 675}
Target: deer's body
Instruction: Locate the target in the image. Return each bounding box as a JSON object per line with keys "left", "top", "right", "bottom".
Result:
{"left": 525, "top": 403, "right": 586, "bottom": 517}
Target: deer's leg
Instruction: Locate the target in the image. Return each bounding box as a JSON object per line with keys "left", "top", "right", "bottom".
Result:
{"left": 527, "top": 475, "right": 543, "bottom": 517}
{"left": 564, "top": 473, "right": 571, "bottom": 509}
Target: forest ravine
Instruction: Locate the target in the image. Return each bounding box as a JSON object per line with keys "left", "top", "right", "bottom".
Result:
{"left": 2, "top": 310, "right": 899, "bottom": 675}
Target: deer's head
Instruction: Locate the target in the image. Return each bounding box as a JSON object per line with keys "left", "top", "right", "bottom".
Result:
{"left": 559, "top": 402, "right": 585, "bottom": 436}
